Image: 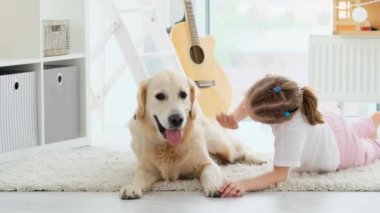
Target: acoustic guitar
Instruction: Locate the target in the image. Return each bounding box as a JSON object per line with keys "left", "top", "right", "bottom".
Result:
{"left": 170, "top": 0, "right": 233, "bottom": 118}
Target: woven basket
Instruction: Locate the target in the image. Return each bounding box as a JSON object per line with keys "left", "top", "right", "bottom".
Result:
{"left": 43, "top": 20, "right": 70, "bottom": 57}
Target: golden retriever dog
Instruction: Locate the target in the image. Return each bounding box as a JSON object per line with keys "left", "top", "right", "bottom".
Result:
{"left": 120, "top": 71, "right": 263, "bottom": 199}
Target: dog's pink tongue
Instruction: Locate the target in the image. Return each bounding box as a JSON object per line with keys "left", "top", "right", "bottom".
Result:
{"left": 165, "top": 129, "right": 182, "bottom": 146}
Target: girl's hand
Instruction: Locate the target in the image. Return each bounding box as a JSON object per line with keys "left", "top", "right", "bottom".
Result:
{"left": 219, "top": 167, "right": 290, "bottom": 198}
{"left": 216, "top": 113, "right": 238, "bottom": 129}
{"left": 219, "top": 181, "right": 247, "bottom": 197}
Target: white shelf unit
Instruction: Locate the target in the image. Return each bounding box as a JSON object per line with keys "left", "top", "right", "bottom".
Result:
{"left": 0, "top": 0, "right": 90, "bottom": 163}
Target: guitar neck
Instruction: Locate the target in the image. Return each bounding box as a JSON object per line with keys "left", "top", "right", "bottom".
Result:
{"left": 183, "top": 0, "right": 200, "bottom": 45}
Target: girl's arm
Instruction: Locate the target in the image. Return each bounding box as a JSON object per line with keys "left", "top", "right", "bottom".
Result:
{"left": 232, "top": 99, "right": 249, "bottom": 122}
{"left": 220, "top": 166, "right": 290, "bottom": 197}
{"left": 217, "top": 99, "right": 248, "bottom": 129}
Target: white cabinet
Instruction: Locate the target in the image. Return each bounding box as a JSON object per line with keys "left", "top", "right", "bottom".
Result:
{"left": 0, "top": 0, "right": 90, "bottom": 162}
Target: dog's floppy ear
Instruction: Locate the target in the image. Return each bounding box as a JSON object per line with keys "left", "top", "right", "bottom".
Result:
{"left": 188, "top": 79, "right": 198, "bottom": 120}
{"left": 136, "top": 80, "right": 147, "bottom": 119}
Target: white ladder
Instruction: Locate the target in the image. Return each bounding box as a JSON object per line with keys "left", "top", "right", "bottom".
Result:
{"left": 90, "top": 0, "right": 184, "bottom": 106}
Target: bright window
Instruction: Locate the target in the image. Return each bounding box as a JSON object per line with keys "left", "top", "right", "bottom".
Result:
{"left": 210, "top": 0, "right": 332, "bottom": 106}
{"left": 338, "top": 1, "right": 351, "bottom": 19}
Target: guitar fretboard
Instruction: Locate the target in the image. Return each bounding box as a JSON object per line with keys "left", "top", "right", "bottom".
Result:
{"left": 184, "top": 0, "right": 200, "bottom": 45}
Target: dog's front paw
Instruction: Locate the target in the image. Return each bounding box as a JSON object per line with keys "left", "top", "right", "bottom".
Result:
{"left": 203, "top": 182, "right": 222, "bottom": 198}
{"left": 205, "top": 188, "right": 221, "bottom": 198}
{"left": 119, "top": 185, "right": 143, "bottom": 200}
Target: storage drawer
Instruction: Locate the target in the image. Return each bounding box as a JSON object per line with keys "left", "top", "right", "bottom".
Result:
{"left": 0, "top": 70, "right": 38, "bottom": 153}
{"left": 44, "top": 65, "right": 79, "bottom": 143}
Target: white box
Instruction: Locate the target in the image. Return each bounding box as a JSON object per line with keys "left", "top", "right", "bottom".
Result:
{"left": 44, "top": 65, "right": 79, "bottom": 143}
{"left": 0, "top": 70, "right": 38, "bottom": 153}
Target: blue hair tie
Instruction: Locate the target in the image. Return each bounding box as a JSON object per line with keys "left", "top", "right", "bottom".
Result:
{"left": 273, "top": 86, "right": 281, "bottom": 93}
{"left": 284, "top": 111, "right": 290, "bottom": 118}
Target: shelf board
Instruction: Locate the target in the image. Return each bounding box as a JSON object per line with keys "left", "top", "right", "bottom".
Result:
{"left": 0, "top": 58, "right": 41, "bottom": 67}
{"left": 334, "top": 31, "right": 380, "bottom": 36}
{"left": 42, "top": 53, "right": 86, "bottom": 62}
{"left": 0, "top": 53, "right": 86, "bottom": 67}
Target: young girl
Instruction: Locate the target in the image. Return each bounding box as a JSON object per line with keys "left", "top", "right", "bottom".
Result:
{"left": 217, "top": 74, "right": 380, "bottom": 198}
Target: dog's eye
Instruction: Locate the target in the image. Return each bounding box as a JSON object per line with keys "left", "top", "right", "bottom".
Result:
{"left": 179, "top": 91, "right": 187, "bottom": 99}
{"left": 155, "top": 93, "right": 166, "bottom": 100}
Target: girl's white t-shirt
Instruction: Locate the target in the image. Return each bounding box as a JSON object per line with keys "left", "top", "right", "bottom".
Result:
{"left": 271, "top": 111, "right": 340, "bottom": 172}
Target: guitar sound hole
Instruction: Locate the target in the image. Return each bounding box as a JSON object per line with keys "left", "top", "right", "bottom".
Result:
{"left": 189, "top": 45, "right": 204, "bottom": 64}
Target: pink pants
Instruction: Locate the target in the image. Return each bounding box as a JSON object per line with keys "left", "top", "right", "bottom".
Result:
{"left": 324, "top": 112, "right": 380, "bottom": 170}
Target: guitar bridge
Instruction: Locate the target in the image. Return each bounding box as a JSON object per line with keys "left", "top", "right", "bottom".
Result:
{"left": 194, "top": 80, "right": 215, "bottom": 89}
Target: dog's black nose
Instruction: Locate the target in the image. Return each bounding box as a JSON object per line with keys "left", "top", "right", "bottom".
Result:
{"left": 168, "top": 114, "right": 183, "bottom": 127}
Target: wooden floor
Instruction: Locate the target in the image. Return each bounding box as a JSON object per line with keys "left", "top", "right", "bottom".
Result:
{"left": 1, "top": 191, "right": 380, "bottom": 213}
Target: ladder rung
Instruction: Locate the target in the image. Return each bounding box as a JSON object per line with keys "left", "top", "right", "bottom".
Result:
{"left": 120, "top": 7, "right": 154, "bottom": 13}
{"left": 139, "top": 51, "right": 175, "bottom": 59}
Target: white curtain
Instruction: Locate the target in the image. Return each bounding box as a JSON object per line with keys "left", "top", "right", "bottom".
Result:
{"left": 210, "top": 0, "right": 333, "bottom": 108}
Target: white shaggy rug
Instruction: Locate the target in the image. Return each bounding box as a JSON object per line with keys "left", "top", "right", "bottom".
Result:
{"left": 0, "top": 148, "right": 379, "bottom": 192}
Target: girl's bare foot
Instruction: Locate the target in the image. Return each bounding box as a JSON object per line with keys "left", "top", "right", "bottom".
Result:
{"left": 370, "top": 112, "right": 380, "bottom": 139}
